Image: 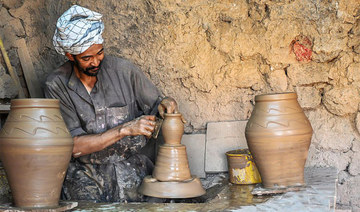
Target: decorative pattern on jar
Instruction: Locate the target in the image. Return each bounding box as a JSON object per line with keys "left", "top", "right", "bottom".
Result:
{"left": 245, "top": 93, "right": 313, "bottom": 188}
{"left": 0, "top": 99, "right": 73, "bottom": 208}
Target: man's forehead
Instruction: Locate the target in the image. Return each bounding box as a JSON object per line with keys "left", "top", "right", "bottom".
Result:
{"left": 77, "top": 44, "right": 104, "bottom": 57}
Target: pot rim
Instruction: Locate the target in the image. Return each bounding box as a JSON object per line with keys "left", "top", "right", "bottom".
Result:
{"left": 226, "top": 149, "right": 251, "bottom": 157}
{"left": 255, "top": 92, "right": 297, "bottom": 102}
{"left": 10, "top": 98, "right": 60, "bottom": 108}
{"left": 164, "top": 113, "right": 182, "bottom": 117}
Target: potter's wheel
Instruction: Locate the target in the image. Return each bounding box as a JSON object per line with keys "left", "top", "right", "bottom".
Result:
{"left": 139, "top": 175, "right": 206, "bottom": 198}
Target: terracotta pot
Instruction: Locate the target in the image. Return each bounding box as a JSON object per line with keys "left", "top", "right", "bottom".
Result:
{"left": 245, "top": 93, "right": 312, "bottom": 188}
{"left": 161, "top": 113, "right": 184, "bottom": 145}
{"left": 140, "top": 112, "right": 205, "bottom": 198}
{"left": 152, "top": 145, "right": 192, "bottom": 182}
{"left": 0, "top": 99, "right": 73, "bottom": 208}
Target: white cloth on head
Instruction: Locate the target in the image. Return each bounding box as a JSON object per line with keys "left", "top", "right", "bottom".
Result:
{"left": 53, "top": 5, "right": 104, "bottom": 55}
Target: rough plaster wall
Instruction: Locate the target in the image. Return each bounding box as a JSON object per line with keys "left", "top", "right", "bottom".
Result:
{"left": 1, "top": 0, "right": 360, "bottom": 210}
{"left": 0, "top": 0, "right": 67, "bottom": 95}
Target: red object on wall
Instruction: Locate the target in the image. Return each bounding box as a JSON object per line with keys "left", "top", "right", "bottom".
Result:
{"left": 290, "top": 35, "right": 312, "bottom": 62}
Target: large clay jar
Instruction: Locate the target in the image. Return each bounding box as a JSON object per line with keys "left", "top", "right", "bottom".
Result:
{"left": 161, "top": 113, "right": 184, "bottom": 145}
{"left": 0, "top": 99, "right": 73, "bottom": 208}
{"left": 245, "top": 93, "right": 312, "bottom": 188}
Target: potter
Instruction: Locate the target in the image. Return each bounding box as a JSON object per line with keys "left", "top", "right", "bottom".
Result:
{"left": 44, "top": 5, "right": 180, "bottom": 202}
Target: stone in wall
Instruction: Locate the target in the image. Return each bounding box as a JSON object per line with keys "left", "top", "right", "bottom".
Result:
{"left": 337, "top": 1, "right": 360, "bottom": 24}
{"left": 338, "top": 170, "right": 351, "bottom": 185}
{"left": 312, "top": 22, "right": 351, "bottom": 58}
{"left": 328, "top": 52, "right": 354, "bottom": 86}
{"left": 210, "top": 87, "right": 254, "bottom": 121}
{"left": 306, "top": 108, "right": 353, "bottom": 151}
{"left": 203, "top": 1, "right": 267, "bottom": 58}
{"left": 306, "top": 144, "right": 352, "bottom": 173}
{"left": 352, "top": 139, "right": 360, "bottom": 152}
{"left": 348, "top": 19, "right": 360, "bottom": 54}
{"left": 287, "top": 62, "right": 329, "bottom": 85}
{"left": 337, "top": 175, "right": 360, "bottom": 210}
{"left": 0, "top": 4, "right": 25, "bottom": 39}
{"left": 323, "top": 86, "right": 360, "bottom": 116}
{"left": 2, "top": 0, "right": 24, "bottom": 9}
{"left": 223, "top": 57, "right": 265, "bottom": 90}
{"left": 266, "top": 69, "right": 288, "bottom": 92}
{"left": 0, "top": 64, "right": 18, "bottom": 98}
{"left": 347, "top": 63, "right": 360, "bottom": 88}
{"left": 0, "top": 7, "right": 12, "bottom": 27}
{"left": 348, "top": 152, "right": 360, "bottom": 176}
{"left": 295, "top": 86, "right": 321, "bottom": 109}
{"left": 0, "top": 6, "right": 25, "bottom": 45}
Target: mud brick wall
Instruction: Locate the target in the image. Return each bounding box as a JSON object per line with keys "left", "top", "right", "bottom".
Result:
{"left": 0, "top": 0, "right": 359, "bottom": 210}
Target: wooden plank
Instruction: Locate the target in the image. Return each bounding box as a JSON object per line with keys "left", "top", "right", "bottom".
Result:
{"left": 0, "top": 37, "right": 25, "bottom": 98}
{"left": 0, "top": 104, "right": 10, "bottom": 113}
{"left": 0, "top": 201, "right": 78, "bottom": 211}
{"left": 16, "top": 38, "right": 44, "bottom": 98}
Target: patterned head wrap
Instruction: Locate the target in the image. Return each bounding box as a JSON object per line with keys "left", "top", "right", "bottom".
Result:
{"left": 53, "top": 5, "right": 104, "bottom": 55}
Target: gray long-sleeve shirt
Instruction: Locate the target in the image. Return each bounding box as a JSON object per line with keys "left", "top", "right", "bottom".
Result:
{"left": 45, "top": 55, "right": 162, "bottom": 137}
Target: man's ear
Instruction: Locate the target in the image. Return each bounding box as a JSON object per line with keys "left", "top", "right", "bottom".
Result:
{"left": 65, "top": 52, "right": 75, "bottom": 61}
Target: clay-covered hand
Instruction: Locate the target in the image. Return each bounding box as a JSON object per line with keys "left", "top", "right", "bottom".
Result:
{"left": 120, "top": 115, "right": 156, "bottom": 138}
{"left": 158, "top": 97, "right": 179, "bottom": 118}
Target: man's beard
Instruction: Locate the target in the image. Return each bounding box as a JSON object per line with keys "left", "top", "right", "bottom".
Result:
{"left": 73, "top": 57, "right": 103, "bottom": 77}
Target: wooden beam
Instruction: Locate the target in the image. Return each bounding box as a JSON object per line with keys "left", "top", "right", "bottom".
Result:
{"left": 16, "top": 38, "right": 44, "bottom": 98}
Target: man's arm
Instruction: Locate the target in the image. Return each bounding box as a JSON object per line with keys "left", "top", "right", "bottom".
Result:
{"left": 72, "top": 115, "right": 155, "bottom": 157}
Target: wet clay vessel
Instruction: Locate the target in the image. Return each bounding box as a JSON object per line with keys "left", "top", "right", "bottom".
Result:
{"left": 245, "top": 93, "right": 312, "bottom": 188}
{"left": 139, "top": 113, "right": 205, "bottom": 198}
{"left": 152, "top": 144, "right": 192, "bottom": 182}
{"left": 153, "top": 113, "right": 191, "bottom": 181}
{"left": 0, "top": 99, "right": 73, "bottom": 208}
{"left": 161, "top": 113, "right": 184, "bottom": 145}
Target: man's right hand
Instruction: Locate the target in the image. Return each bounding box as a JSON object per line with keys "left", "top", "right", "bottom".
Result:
{"left": 120, "top": 115, "right": 156, "bottom": 138}
{"left": 72, "top": 115, "right": 156, "bottom": 158}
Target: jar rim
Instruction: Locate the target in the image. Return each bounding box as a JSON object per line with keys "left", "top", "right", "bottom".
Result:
{"left": 226, "top": 149, "right": 251, "bottom": 156}
{"left": 164, "top": 113, "right": 182, "bottom": 117}
{"left": 255, "top": 92, "right": 297, "bottom": 102}
{"left": 10, "top": 98, "right": 60, "bottom": 108}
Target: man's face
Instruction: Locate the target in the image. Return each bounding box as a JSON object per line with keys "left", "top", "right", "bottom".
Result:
{"left": 71, "top": 44, "right": 105, "bottom": 76}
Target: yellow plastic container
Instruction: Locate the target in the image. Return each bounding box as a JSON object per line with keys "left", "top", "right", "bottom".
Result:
{"left": 226, "top": 149, "right": 262, "bottom": 184}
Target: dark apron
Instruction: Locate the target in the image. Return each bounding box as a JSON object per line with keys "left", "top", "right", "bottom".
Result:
{"left": 62, "top": 133, "right": 153, "bottom": 202}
